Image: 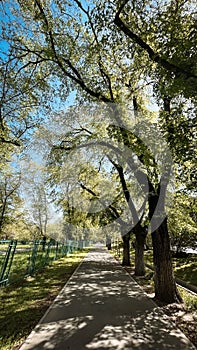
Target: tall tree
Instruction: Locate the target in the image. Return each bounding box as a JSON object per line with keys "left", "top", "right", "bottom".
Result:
{"left": 45, "top": 106, "right": 151, "bottom": 274}
{"left": 0, "top": 170, "right": 22, "bottom": 237}
{"left": 21, "top": 162, "right": 51, "bottom": 240}
{"left": 109, "top": 157, "right": 147, "bottom": 274}
{"left": 2, "top": 0, "right": 192, "bottom": 303}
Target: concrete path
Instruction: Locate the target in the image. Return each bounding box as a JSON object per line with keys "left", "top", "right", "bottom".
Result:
{"left": 19, "top": 246, "right": 196, "bottom": 350}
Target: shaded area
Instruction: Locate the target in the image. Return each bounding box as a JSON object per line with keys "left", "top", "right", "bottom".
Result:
{"left": 20, "top": 246, "right": 196, "bottom": 350}
{"left": 0, "top": 251, "right": 86, "bottom": 350}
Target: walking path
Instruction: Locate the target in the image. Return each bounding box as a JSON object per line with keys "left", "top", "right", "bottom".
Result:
{"left": 19, "top": 245, "right": 196, "bottom": 350}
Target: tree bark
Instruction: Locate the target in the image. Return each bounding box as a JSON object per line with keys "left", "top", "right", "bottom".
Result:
{"left": 149, "top": 191, "right": 183, "bottom": 303}
{"left": 122, "top": 233, "right": 131, "bottom": 266}
{"left": 134, "top": 227, "right": 146, "bottom": 276}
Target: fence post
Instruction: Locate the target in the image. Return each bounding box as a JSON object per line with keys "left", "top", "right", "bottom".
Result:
{"left": 64, "top": 242, "right": 68, "bottom": 256}
{"left": 0, "top": 240, "right": 17, "bottom": 286}
{"left": 28, "top": 241, "right": 39, "bottom": 275}
{"left": 44, "top": 240, "right": 51, "bottom": 266}
{"left": 54, "top": 241, "right": 59, "bottom": 260}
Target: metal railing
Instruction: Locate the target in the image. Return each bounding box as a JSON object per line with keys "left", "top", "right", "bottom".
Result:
{"left": 0, "top": 239, "right": 90, "bottom": 287}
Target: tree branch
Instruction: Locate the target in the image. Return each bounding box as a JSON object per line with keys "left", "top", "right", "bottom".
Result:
{"left": 34, "top": 0, "right": 111, "bottom": 103}
{"left": 114, "top": 2, "right": 197, "bottom": 80}
{"left": 74, "top": 0, "right": 114, "bottom": 100}
{"left": 108, "top": 157, "right": 140, "bottom": 225}
{"left": 80, "top": 182, "right": 126, "bottom": 225}
{"left": 0, "top": 137, "right": 21, "bottom": 147}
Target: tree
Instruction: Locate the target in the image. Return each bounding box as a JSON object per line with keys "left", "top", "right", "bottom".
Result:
{"left": 45, "top": 106, "right": 150, "bottom": 273}
{"left": 109, "top": 157, "right": 148, "bottom": 274}
{"left": 105, "top": 96, "right": 183, "bottom": 302}
{"left": 32, "top": 184, "right": 48, "bottom": 238}
{"left": 0, "top": 0, "right": 61, "bottom": 150}
{"left": 113, "top": 0, "right": 197, "bottom": 302}
{"left": 80, "top": 180, "right": 133, "bottom": 266}
{"left": 160, "top": 97, "right": 196, "bottom": 195}
{"left": 114, "top": 0, "right": 197, "bottom": 191}
{"left": 47, "top": 134, "right": 128, "bottom": 246}
{"left": 21, "top": 162, "right": 51, "bottom": 241}
{"left": 2, "top": 0, "right": 192, "bottom": 303}
{"left": 0, "top": 171, "right": 22, "bottom": 237}
{"left": 0, "top": 41, "right": 50, "bottom": 148}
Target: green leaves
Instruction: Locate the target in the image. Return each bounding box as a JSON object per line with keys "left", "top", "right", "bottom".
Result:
{"left": 0, "top": 170, "right": 22, "bottom": 237}
{"left": 168, "top": 192, "right": 197, "bottom": 251}
{"left": 0, "top": 0, "right": 195, "bottom": 249}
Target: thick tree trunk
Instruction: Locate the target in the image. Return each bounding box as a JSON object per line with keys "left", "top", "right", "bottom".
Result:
{"left": 122, "top": 233, "right": 131, "bottom": 266}
{"left": 151, "top": 217, "right": 183, "bottom": 303}
{"left": 148, "top": 188, "right": 183, "bottom": 304}
{"left": 134, "top": 229, "right": 146, "bottom": 276}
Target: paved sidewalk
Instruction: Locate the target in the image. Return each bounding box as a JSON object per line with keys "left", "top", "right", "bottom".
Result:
{"left": 20, "top": 246, "right": 196, "bottom": 350}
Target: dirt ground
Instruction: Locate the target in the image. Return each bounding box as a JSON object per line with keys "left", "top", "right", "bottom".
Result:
{"left": 133, "top": 275, "right": 197, "bottom": 348}
{"left": 122, "top": 264, "right": 197, "bottom": 349}
{"left": 160, "top": 302, "right": 197, "bottom": 348}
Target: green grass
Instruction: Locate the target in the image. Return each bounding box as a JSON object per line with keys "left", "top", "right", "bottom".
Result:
{"left": 0, "top": 249, "right": 88, "bottom": 350}
{"left": 0, "top": 243, "right": 73, "bottom": 285}
{"left": 111, "top": 248, "right": 197, "bottom": 310}
{"left": 178, "top": 287, "right": 197, "bottom": 310}
{"left": 173, "top": 259, "right": 197, "bottom": 286}
{"left": 143, "top": 250, "right": 197, "bottom": 287}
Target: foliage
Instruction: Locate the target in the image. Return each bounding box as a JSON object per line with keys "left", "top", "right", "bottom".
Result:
{"left": 114, "top": 0, "right": 196, "bottom": 194}
{"left": 168, "top": 192, "right": 197, "bottom": 252}
{"left": 44, "top": 106, "right": 151, "bottom": 245}
{"left": 114, "top": 0, "right": 197, "bottom": 99}
{"left": 0, "top": 169, "right": 23, "bottom": 238}
{"left": 0, "top": 0, "right": 195, "bottom": 303}
{"left": 20, "top": 161, "right": 53, "bottom": 239}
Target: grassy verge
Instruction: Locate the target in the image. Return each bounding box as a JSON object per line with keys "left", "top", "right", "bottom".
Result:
{"left": 142, "top": 249, "right": 196, "bottom": 286}
{"left": 111, "top": 249, "right": 197, "bottom": 346}
{"left": 0, "top": 242, "right": 72, "bottom": 285}
{"left": 111, "top": 249, "right": 197, "bottom": 309}
{"left": 0, "top": 249, "right": 89, "bottom": 350}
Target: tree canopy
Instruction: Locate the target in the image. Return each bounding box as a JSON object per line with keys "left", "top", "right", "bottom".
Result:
{"left": 0, "top": 0, "right": 196, "bottom": 303}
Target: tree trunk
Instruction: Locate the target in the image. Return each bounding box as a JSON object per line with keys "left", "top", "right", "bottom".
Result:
{"left": 134, "top": 228, "right": 146, "bottom": 276}
{"left": 148, "top": 188, "right": 183, "bottom": 304}
{"left": 122, "top": 233, "right": 131, "bottom": 266}
{"left": 0, "top": 200, "right": 7, "bottom": 237}
{"left": 151, "top": 217, "right": 183, "bottom": 303}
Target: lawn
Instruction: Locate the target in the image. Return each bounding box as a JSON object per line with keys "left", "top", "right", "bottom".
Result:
{"left": 112, "top": 247, "right": 197, "bottom": 309}
{"left": 173, "top": 260, "right": 197, "bottom": 286}
{"left": 0, "top": 249, "right": 88, "bottom": 350}
{"left": 143, "top": 250, "right": 197, "bottom": 286}
{"left": 0, "top": 241, "right": 72, "bottom": 285}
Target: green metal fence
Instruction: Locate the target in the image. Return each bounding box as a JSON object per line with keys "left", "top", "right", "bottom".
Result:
{"left": 0, "top": 239, "right": 90, "bottom": 287}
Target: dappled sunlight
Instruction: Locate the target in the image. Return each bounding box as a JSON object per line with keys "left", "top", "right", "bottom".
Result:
{"left": 24, "top": 316, "right": 94, "bottom": 349}
{"left": 19, "top": 247, "right": 196, "bottom": 350}
{"left": 85, "top": 311, "right": 192, "bottom": 350}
